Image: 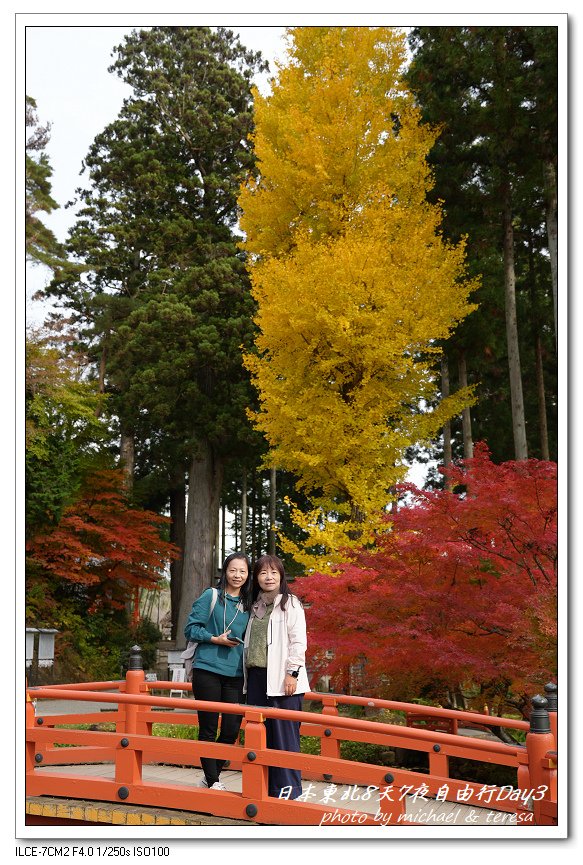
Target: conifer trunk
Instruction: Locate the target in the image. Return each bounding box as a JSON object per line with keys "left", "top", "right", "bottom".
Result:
{"left": 503, "top": 190, "right": 528, "bottom": 460}
{"left": 543, "top": 158, "right": 558, "bottom": 351}
{"left": 221, "top": 503, "right": 226, "bottom": 565}
{"left": 268, "top": 467, "right": 276, "bottom": 555}
{"left": 458, "top": 350, "right": 473, "bottom": 459}
{"left": 119, "top": 430, "right": 135, "bottom": 490}
{"left": 441, "top": 354, "right": 452, "bottom": 468}
{"left": 257, "top": 478, "right": 263, "bottom": 556}
{"left": 534, "top": 332, "right": 550, "bottom": 460}
{"left": 251, "top": 471, "right": 257, "bottom": 559}
{"left": 95, "top": 343, "right": 107, "bottom": 417}
{"left": 176, "top": 442, "right": 224, "bottom": 644}
{"left": 241, "top": 469, "right": 247, "bottom": 554}
{"left": 215, "top": 511, "right": 221, "bottom": 572}
{"left": 528, "top": 230, "right": 550, "bottom": 461}
{"left": 169, "top": 477, "right": 186, "bottom": 640}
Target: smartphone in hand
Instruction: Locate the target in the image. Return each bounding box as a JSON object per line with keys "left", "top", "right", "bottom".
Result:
{"left": 228, "top": 635, "right": 244, "bottom": 644}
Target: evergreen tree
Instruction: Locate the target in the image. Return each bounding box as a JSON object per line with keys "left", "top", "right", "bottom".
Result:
{"left": 25, "top": 96, "right": 65, "bottom": 269}
{"left": 406, "top": 26, "right": 558, "bottom": 463}
{"left": 45, "top": 27, "right": 267, "bottom": 639}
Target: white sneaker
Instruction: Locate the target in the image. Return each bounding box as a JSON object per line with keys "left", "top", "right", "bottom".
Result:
{"left": 210, "top": 781, "right": 227, "bottom": 791}
{"left": 196, "top": 777, "right": 210, "bottom": 788}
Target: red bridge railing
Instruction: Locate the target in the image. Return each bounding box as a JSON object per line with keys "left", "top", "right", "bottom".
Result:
{"left": 26, "top": 648, "right": 558, "bottom": 827}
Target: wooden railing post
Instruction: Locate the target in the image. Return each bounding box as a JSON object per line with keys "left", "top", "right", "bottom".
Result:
{"left": 26, "top": 688, "right": 38, "bottom": 773}
{"left": 241, "top": 709, "right": 268, "bottom": 810}
{"left": 525, "top": 695, "right": 557, "bottom": 825}
{"left": 544, "top": 682, "right": 557, "bottom": 749}
{"left": 429, "top": 742, "right": 449, "bottom": 779}
{"left": 114, "top": 645, "right": 145, "bottom": 792}
{"left": 319, "top": 695, "right": 341, "bottom": 772}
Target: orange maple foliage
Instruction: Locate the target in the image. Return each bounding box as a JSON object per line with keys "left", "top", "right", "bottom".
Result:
{"left": 27, "top": 469, "right": 179, "bottom": 612}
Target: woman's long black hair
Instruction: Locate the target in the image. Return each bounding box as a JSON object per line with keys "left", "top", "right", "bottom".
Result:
{"left": 252, "top": 554, "right": 299, "bottom": 611}
{"left": 218, "top": 552, "right": 252, "bottom": 612}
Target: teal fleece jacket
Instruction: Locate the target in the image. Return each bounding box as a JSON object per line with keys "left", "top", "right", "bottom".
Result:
{"left": 184, "top": 588, "right": 250, "bottom": 678}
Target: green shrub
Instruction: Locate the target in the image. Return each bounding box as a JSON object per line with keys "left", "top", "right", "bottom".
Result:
{"left": 300, "top": 736, "right": 321, "bottom": 755}
{"left": 340, "top": 740, "right": 393, "bottom": 766}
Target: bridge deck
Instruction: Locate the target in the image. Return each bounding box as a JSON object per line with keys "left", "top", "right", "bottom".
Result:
{"left": 34, "top": 763, "right": 516, "bottom": 826}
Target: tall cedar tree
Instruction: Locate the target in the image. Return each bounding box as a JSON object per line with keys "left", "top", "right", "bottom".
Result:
{"left": 47, "top": 28, "right": 267, "bottom": 641}
{"left": 406, "top": 27, "right": 557, "bottom": 464}
{"left": 26, "top": 96, "right": 65, "bottom": 269}
{"left": 239, "top": 27, "right": 478, "bottom": 570}
{"left": 300, "top": 443, "right": 557, "bottom": 717}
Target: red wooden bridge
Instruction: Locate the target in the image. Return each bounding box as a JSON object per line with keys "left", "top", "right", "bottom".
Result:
{"left": 26, "top": 647, "right": 558, "bottom": 829}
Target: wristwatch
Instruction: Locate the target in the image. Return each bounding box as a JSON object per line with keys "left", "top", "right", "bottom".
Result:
{"left": 287, "top": 670, "right": 299, "bottom": 679}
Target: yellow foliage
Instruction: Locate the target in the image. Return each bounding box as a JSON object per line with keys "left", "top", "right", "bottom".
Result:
{"left": 239, "top": 27, "right": 478, "bottom": 568}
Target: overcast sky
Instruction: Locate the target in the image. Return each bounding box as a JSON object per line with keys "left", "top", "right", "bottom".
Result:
{"left": 25, "top": 26, "right": 289, "bottom": 245}
{"left": 24, "top": 25, "right": 292, "bottom": 321}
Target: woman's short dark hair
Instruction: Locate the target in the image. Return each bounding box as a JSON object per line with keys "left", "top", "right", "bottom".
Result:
{"left": 252, "top": 554, "right": 298, "bottom": 611}
{"left": 218, "top": 552, "right": 252, "bottom": 612}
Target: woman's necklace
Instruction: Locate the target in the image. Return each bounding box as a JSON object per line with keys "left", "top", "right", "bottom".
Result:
{"left": 223, "top": 594, "right": 243, "bottom": 635}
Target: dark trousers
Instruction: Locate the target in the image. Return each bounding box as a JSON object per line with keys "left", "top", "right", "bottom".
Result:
{"left": 192, "top": 668, "right": 244, "bottom": 785}
{"left": 246, "top": 666, "right": 303, "bottom": 799}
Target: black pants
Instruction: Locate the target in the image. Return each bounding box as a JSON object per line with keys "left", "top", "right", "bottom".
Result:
{"left": 192, "top": 668, "right": 244, "bottom": 785}
{"left": 246, "top": 666, "right": 303, "bottom": 799}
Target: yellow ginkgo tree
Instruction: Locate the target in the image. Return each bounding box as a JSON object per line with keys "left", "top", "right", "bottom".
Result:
{"left": 239, "top": 26, "right": 479, "bottom": 570}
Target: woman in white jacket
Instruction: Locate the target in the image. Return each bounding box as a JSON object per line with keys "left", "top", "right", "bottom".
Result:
{"left": 243, "top": 554, "right": 310, "bottom": 799}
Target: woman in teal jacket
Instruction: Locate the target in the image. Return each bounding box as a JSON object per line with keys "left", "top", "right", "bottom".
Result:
{"left": 184, "top": 552, "right": 251, "bottom": 790}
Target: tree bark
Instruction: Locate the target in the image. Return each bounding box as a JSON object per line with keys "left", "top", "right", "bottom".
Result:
{"left": 221, "top": 502, "right": 226, "bottom": 564}
{"left": 95, "top": 343, "right": 107, "bottom": 417}
{"left": 503, "top": 190, "right": 528, "bottom": 460}
{"left": 119, "top": 430, "right": 135, "bottom": 491}
{"left": 257, "top": 478, "right": 263, "bottom": 556}
{"left": 528, "top": 230, "right": 550, "bottom": 461}
{"left": 169, "top": 477, "right": 186, "bottom": 641}
{"left": 251, "top": 470, "right": 257, "bottom": 560}
{"left": 543, "top": 158, "right": 558, "bottom": 351}
{"left": 458, "top": 350, "right": 473, "bottom": 460}
{"left": 176, "top": 441, "right": 224, "bottom": 644}
{"left": 441, "top": 354, "right": 452, "bottom": 468}
{"left": 241, "top": 469, "right": 247, "bottom": 554}
{"left": 534, "top": 332, "right": 550, "bottom": 460}
{"left": 268, "top": 467, "right": 276, "bottom": 555}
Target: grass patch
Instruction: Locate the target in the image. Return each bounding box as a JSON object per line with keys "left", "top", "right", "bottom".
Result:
{"left": 51, "top": 722, "right": 116, "bottom": 747}
{"left": 151, "top": 724, "right": 199, "bottom": 740}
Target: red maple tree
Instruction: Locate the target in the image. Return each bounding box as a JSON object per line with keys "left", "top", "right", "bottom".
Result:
{"left": 27, "top": 468, "right": 179, "bottom": 616}
{"left": 299, "top": 444, "right": 557, "bottom": 716}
